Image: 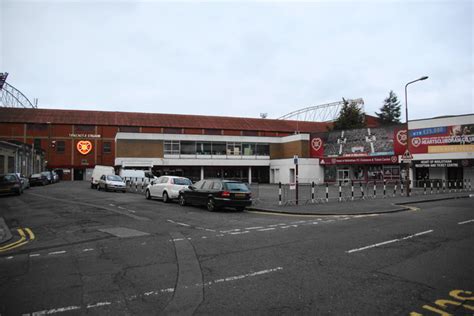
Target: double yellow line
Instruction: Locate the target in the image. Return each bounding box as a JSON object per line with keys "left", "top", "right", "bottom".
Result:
{"left": 0, "top": 228, "right": 35, "bottom": 253}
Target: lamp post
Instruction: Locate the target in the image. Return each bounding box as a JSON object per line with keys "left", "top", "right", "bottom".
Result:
{"left": 404, "top": 76, "right": 428, "bottom": 196}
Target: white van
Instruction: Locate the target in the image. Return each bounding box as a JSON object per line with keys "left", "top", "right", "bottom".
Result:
{"left": 91, "top": 165, "right": 115, "bottom": 189}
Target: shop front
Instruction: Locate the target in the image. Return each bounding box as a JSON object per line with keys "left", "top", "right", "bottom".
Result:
{"left": 413, "top": 159, "right": 473, "bottom": 188}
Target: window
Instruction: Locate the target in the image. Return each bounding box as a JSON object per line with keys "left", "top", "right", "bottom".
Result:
{"left": 34, "top": 139, "right": 41, "bottom": 149}
{"left": 27, "top": 123, "right": 47, "bottom": 131}
{"left": 193, "top": 180, "right": 205, "bottom": 189}
{"left": 75, "top": 125, "right": 95, "bottom": 133}
{"left": 180, "top": 141, "right": 196, "bottom": 155}
{"left": 163, "top": 128, "right": 182, "bottom": 134}
{"left": 119, "top": 126, "right": 140, "bottom": 133}
{"left": 211, "top": 143, "right": 226, "bottom": 155}
{"left": 212, "top": 182, "right": 222, "bottom": 190}
{"left": 103, "top": 142, "right": 112, "bottom": 154}
{"left": 196, "top": 142, "right": 212, "bottom": 155}
{"left": 173, "top": 178, "right": 192, "bottom": 185}
{"left": 8, "top": 156, "right": 14, "bottom": 173}
{"left": 57, "top": 141, "right": 65, "bottom": 153}
{"left": 164, "top": 141, "right": 180, "bottom": 154}
{"left": 256, "top": 144, "right": 269, "bottom": 156}
{"left": 160, "top": 177, "right": 169, "bottom": 184}
{"left": 242, "top": 130, "right": 258, "bottom": 136}
{"left": 203, "top": 181, "right": 214, "bottom": 190}
{"left": 227, "top": 142, "right": 242, "bottom": 155}
{"left": 0, "top": 156, "right": 4, "bottom": 174}
{"left": 242, "top": 143, "right": 256, "bottom": 156}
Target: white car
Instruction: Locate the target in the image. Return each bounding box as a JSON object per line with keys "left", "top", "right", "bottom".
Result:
{"left": 97, "top": 174, "right": 127, "bottom": 192}
{"left": 145, "top": 176, "right": 192, "bottom": 203}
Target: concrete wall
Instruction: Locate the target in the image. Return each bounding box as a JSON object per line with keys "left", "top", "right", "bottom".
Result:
{"left": 269, "top": 158, "right": 323, "bottom": 184}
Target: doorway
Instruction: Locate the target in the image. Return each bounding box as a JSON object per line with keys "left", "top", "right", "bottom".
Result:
{"left": 337, "top": 168, "right": 350, "bottom": 184}
{"left": 73, "top": 168, "right": 84, "bottom": 181}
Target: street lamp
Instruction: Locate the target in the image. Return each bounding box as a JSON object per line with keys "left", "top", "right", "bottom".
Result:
{"left": 404, "top": 76, "right": 429, "bottom": 196}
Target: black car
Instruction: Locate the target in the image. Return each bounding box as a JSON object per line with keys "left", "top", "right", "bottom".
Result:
{"left": 29, "top": 173, "right": 49, "bottom": 186}
{"left": 0, "top": 174, "right": 23, "bottom": 195}
{"left": 178, "top": 179, "right": 252, "bottom": 212}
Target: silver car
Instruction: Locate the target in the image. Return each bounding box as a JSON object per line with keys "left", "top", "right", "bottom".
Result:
{"left": 97, "top": 175, "right": 126, "bottom": 193}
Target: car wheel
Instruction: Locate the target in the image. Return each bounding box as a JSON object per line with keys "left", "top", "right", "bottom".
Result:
{"left": 178, "top": 194, "right": 186, "bottom": 206}
{"left": 145, "top": 190, "right": 151, "bottom": 200}
{"left": 162, "top": 192, "right": 169, "bottom": 203}
{"left": 236, "top": 207, "right": 245, "bottom": 212}
{"left": 207, "top": 198, "right": 217, "bottom": 212}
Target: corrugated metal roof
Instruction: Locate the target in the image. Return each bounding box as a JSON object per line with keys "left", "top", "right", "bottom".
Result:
{"left": 0, "top": 108, "right": 331, "bottom": 133}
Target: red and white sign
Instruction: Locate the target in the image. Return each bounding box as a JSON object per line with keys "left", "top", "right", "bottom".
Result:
{"left": 76, "top": 140, "right": 92, "bottom": 155}
{"left": 310, "top": 137, "right": 324, "bottom": 157}
{"left": 319, "top": 155, "right": 399, "bottom": 165}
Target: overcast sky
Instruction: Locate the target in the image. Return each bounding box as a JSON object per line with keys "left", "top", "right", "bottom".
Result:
{"left": 1, "top": 0, "right": 473, "bottom": 121}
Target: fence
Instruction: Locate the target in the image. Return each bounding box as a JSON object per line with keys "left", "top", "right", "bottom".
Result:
{"left": 253, "top": 179, "right": 472, "bottom": 206}
{"left": 122, "top": 176, "right": 152, "bottom": 194}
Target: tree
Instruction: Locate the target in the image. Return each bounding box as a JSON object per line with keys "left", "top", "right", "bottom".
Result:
{"left": 376, "top": 90, "right": 401, "bottom": 124}
{"left": 332, "top": 98, "right": 366, "bottom": 130}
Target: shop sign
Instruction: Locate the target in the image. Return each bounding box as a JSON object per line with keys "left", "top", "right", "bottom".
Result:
{"left": 409, "top": 124, "right": 474, "bottom": 154}
{"left": 76, "top": 140, "right": 92, "bottom": 155}
{"left": 413, "top": 159, "right": 472, "bottom": 168}
{"left": 320, "top": 155, "right": 398, "bottom": 165}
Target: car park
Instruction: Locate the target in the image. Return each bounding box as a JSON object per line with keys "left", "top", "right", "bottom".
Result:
{"left": 0, "top": 174, "right": 23, "bottom": 195}
{"left": 178, "top": 179, "right": 252, "bottom": 211}
{"left": 91, "top": 165, "right": 115, "bottom": 189}
{"left": 29, "top": 173, "right": 49, "bottom": 186}
{"left": 97, "top": 174, "right": 127, "bottom": 192}
{"left": 145, "top": 176, "right": 192, "bottom": 203}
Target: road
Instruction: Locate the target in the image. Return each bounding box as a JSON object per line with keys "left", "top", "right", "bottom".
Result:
{"left": 0, "top": 182, "right": 473, "bottom": 315}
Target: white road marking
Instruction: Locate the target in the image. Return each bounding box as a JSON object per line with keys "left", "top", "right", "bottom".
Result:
{"left": 109, "top": 204, "right": 115, "bottom": 207}
{"left": 24, "top": 268, "right": 282, "bottom": 315}
{"left": 117, "top": 206, "right": 125, "bottom": 209}
{"left": 216, "top": 234, "right": 224, "bottom": 237}
{"left": 6, "top": 256, "right": 13, "bottom": 260}
{"left": 201, "top": 236, "right": 208, "bottom": 239}
{"left": 172, "top": 238, "right": 185, "bottom": 242}
{"left": 167, "top": 219, "right": 176, "bottom": 223}
{"left": 458, "top": 219, "right": 474, "bottom": 225}
{"left": 291, "top": 220, "right": 307, "bottom": 224}
{"left": 311, "top": 222, "right": 319, "bottom": 225}
{"left": 257, "top": 228, "right": 276, "bottom": 232}
{"left": 281, "top": 225, "right": 298, "bottom": 229}
{"left": 176, "top": 222, "right": 191, "bottom": 227}
{"left": 245, "top": 226, "right": 263, "bottom": 230}
{"left": 48, "top": 250, "right": 67, "bottom": 255}
{"left": 205, "top": 228, "right": 216, "bottom": 232}
{"left": 127, "top": 209, "right": 136, "bottom": 213}
{"left": 82, "top": 248, "right": 94, "bottom": 252}
{"left": 29, "top": 254, "right": 40, "bottom": 257}
{"left": 220, "top": 229, "right": 241, "bottom": 233}
{"left": 346, "top": 230, "right": 434, "bottom": 254}
{"left": 230, "top": 231, "right": 249, "bottom": 235}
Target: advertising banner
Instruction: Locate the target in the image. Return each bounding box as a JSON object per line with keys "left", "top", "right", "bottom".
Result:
{"left": 409, "top": 124, "right": 474, "bottom": 154}
{"left": 319, "top": 155, "right": 399, "bottom": 165}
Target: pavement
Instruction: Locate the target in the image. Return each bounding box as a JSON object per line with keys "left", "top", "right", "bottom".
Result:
{"left": 0, "top": 217, "right": 12, "bottom": 244}
{"left": 249, "top": 191, "right": 472, "bottom": 215}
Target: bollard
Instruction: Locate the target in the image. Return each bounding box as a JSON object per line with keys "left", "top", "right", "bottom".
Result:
{"left": 408, "top": 180, "right": 411, "bottom": 197}
{"left": 464, "top": 179, "right": 467, "bottom": 192}
{"left": 469, "top": 179, "right": 472, "bottom": 191}
{"left": 430, "top": 181, "right": 433, "bottom": 195}
{"left": 339, "top": 181, "right": 342, "bottom": 202}
{"left": 394, "top": 181, "right": 397, "bottom": 197}
{"left": 437, "top": 181, "right": 440, "bottom": 194}
{"left": 326, "top": 182, "right": 329, "bottom": 203}
{"left": 278, "top": 182, "right": 282, "bottom": 206}
{"left": 423, "top": 181, "right": 426, "bottom": 195}
{"left": 443, "top": 179, "right": 446, "bottom": 193}
{"left": 401, "top": 180, "right": 404, "bottom": 195}
{"left": 360, "top": 181, "right": 364, "bottom": 200}
{"left": 448, "top": 181, "right": 451, "bottom": 193}
{"left": 454, "top": 180, "right": 457, "bottom": 193}
{"left": 311, "top": 181, "right": 315, "bottom": 204}
{"left": 373, "top": 180, "right": 376, "bottom": 199}
{"left": 351, "top": 181, "right": 354, "bottom": 201}
{"left": 383, "top": 180, "right": 386, "bottom": 198}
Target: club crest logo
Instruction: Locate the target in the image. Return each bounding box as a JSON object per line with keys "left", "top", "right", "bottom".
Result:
{"left": 76, "top": 140, "right": 92, "bottom": 155}
{"left": 411, "top": 137, "right": 421, "bottom": 147}
{"left": 396, "top": 130, "right": 407, "bottom": 146}
{"left": 311, "top": 138, "right": 323, "bottom": 151}
{"left": 390, "top": 156, "right": 398, "bottom": 163}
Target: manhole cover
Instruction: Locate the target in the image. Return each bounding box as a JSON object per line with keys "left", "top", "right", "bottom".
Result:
{"left": 99, "top": 227, "right": 150, "bottom": 238}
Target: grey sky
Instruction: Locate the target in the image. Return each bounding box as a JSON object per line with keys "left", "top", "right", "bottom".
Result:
{"left": 1, "top": 0, "right": 473, "bottom": 121}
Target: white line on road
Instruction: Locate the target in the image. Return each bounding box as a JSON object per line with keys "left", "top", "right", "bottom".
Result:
{"left": 82, "top": 248, "right": 94, "bottom": 252}
{"left": 220, "top": 229, "right": 241, "bottom": 233}
{"left": 127, "top": 209, "right": 136, "bottom": 213}
{"left": 176, "top": 222, "right": 191, "bottom": 227}
{"left": 346, "top": 230, "right": 434, "bottom": 254}
{"left": 458, "top": 219, "right": 474, "bottom": 225}
{"left": 86, "top": 302, "right": 112, "bottom": 308}
{"left": 6, "top": 256, "right": 13, "bottom": 260}
{"left": 257, "top": 228, "right": 276, "bottom": 232}
{"left": 109, "top": 204, "right": 115, "bottom": 207}
{"left": 205, "top": 267, "right": 283, "bottom": 286}
{"left": 48, "top": 250, "right": 67, "bottom": 255}
{"left": 230, "top": 231, "right": 250, "bottom": 235}
{"left": 117, "top": 206, "right": 125, "bottom": 209}
{"left": 29, "top": 254, "right": 40, "bottom": 257}
{"left": 281, "top": 225, "right": 298, "bottom": 229}
{"left": 245, "top": 226, "right": 263, "bottom": 230}
{"left": 167, "top": 219, "right": 176, "bottom": 223}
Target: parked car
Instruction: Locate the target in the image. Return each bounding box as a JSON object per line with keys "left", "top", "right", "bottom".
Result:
{"left": 16, "top": 173, "right": 30, "bottom": 190}
{"left": 97, "top": 174, "right": 126, "bottom": 192}
{"left": 145, "top": 176, "right": 192, "bottom": 203}
{"left": 29, "top": 173, "right": 49, "bottom": 186}
{"left": 91, "top": 165, "right": 115, "bottom": 189}
{"left": 0, "top": 174, "right": 23, "bottom": 195}
{"left": 41, "top": 171, "right": 54, "bottom": 184}
{"left": 178, "top": 179, "right": 252, "bottom": 212}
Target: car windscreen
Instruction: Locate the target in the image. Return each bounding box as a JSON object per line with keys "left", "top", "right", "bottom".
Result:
{"left": 173, "top": 178, "right": 192, "bottom": 185}
{"left": 107, "top": 175, "right": 122, "bottom": 181}
{"left": 224, "top": 182, "right": 249, "bottom": 191}
{"left": 0, "top": 175, "right": 17, "bottom": 182}
{"left": 31, "top": 174, "right": 42, "bottom": 178}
